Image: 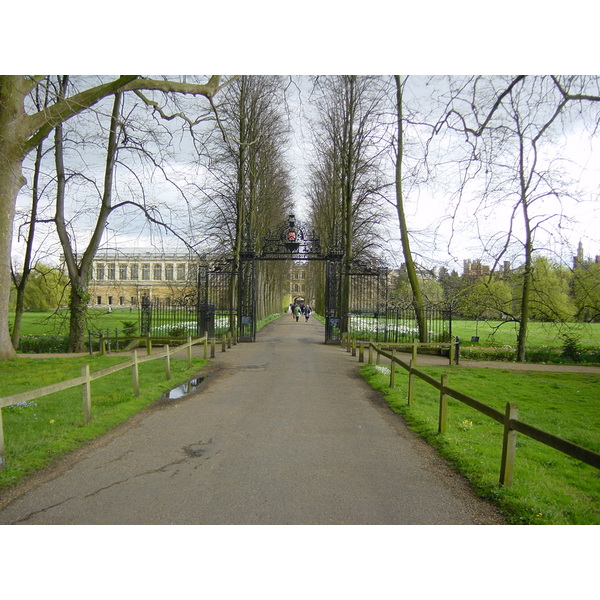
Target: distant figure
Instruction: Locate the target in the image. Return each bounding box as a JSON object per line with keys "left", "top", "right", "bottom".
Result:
{"left": 293, "top": 304, "right": 302, "bottom": 322}
{"left": 304, "top": 305, "right": 312, "bottom": 322}
{"left": 107, "top": 306, "right": 112, "bottom": 314}
{"left": 288, "top": 303, "right": 294, "bottom": 318}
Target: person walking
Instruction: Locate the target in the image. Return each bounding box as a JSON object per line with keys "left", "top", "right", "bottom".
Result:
{"left": 293, "top": 304, "right": 302, "bottom": 322}
{"left": 304, "top": 305, "right": 312, "bottom": 322}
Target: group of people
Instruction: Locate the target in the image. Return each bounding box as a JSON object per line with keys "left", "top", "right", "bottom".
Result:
{"left": 288, "top": 302, "right": 312, "bottom": 322}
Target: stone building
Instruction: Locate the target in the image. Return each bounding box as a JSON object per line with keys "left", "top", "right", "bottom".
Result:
{"left": 88, "top": 251, "right": 313, "bottom": 312}
{"left": 87, "top": 250, "right": 197, "bottom": 310}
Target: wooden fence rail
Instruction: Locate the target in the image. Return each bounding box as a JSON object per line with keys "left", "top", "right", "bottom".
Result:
{"left": 360, "top": 342, "right": 600, "bottom": 487}
{"left": 0, "top": 333, "right": 231, "bottom": 471}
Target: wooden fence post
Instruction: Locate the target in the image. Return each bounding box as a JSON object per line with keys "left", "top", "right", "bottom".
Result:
{"left": 449, "top": 341, "right": 455, "bottom": 365}
{"left": 227, "top": 331, "right": 232, "bottom": 349}
{"left": 211, "top": 337, "right": 216, "bottom": 358}
{"left": 368, "top": 343, "right": 373, "bottom": 365}
{"left": 352, "top": 337, "right": 356, "bottom": 357}
{"left": 408, "top": 359, "right": 415, "bottom": 406}
{"left": 389, "top": 350, "right": 395, "bottom": 388}
{"left": 438, "top": 374, "right": 448, "bottom": 434}
{"left": 412, "top": 339, "right": 418, "bottom": 365}
{"left": 221, "top": 336, "right": 226, "bottom": 352}
{"left": 146, "top": 335, "right": 152, "bottom": 356}
{"left": 204, "top": 333, "right": 208, "bottom": 359}
{"left": 359, "top": 343, "right": 364, "bottom": 363}
{"left": 132, "top": 350, "right": 140, "bottom": 397}
{"left": 165, "top": 345, "right": 171, "bottom": 380}
{"left": 0, "top": 408, "right": 5, "bottom": 471}
{"left": 187, "top": 335, "right": 193, "bottom": 368}
{"left": 500, "top": 402, "right": 519, "bottom": 487}
{"left": 82, "top": 364, "right": 92, "bottom": 424}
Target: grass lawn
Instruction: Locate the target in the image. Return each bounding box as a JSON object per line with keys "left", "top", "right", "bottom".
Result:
{"left": 452, "top": 319, "right": 600, "bottom": 348}
{"left": 0, "top": 352, "right": 208, "bottom": 493}
{"left": 361, "top": 362, "right": 600, "bottom": 525}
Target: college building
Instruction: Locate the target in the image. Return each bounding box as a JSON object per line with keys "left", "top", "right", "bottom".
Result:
{"left": 88, "top": 250, "right": 311, "bottom": 311}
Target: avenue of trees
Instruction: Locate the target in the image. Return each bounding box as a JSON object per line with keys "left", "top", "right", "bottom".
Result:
{"left": 3, "top": 75, "right": 600, "bottom": 361}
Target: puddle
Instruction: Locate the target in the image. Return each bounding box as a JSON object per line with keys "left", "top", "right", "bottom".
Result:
{"left": 163, "top": 376, "right": 205, "bottom": 400}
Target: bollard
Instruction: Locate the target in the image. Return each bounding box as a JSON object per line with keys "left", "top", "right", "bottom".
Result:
{"left": 500, "top": 402, "right": 519, "bottom": 487}
{"left": 211, "top": 337, "right": 216, "bottom": 358}
{"left": 359, "top": 343, "right": 364, "bottom": 363}
{"left": 438, "top": 374, "right": 448, "bottom": 434}
{"left": 82, "top": 364, "right": 92, "bottom": 424}
{"left": 165, "top": 345, "right": 171, "bottom": 380}
{"left": 390, "top": 349, "right": 395, "bottom": 388}
{"left": 408, "top": 358, "right": 415, "bottom": 406}
{"left": 132, "top": 350, "right": 140, "bottom": 397}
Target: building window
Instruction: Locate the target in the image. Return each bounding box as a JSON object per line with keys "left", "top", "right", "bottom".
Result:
{"left": 108, "top": 264, "right": 116, "bottom": 280}
{"left": 130, "top": 264, "right": 139, "bottom": 280}
{"left": 119, "top": 265, "right": 128, "bottom": 280}
{"left": 131, "top": 296, "right": 136, "bottom": 305}
{"left": 97, "top": 296, "right": 102, "bottom": 305}
{"left": 177, "top": 264, "right": 186, "bottom": 280}
{"left": 153, "top": 264, "right": 162, "bottom": 280}
{"left": 142, "top": 264, "right": 150, "bottom": 280}
{"left": 294, "top": 284, "right": 299, "bottom": 292}
{"left": 165, "top": 264, "right": 174, "bottom": 281}
{"left": 301, "top": 271, "right": 305, "bottom": 279}
{"left": 96, "top": 264, "right": 105, "bottom": 281}
{"left": 119, "top": 296, "right": 124, "bottom": 305}
{"left": 108, "top": 296, "right": 113, "bottom": 305}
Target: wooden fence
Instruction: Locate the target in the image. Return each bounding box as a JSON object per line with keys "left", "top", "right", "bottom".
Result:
{"left": 359, "top": 341, "right": 600, "bottom": 487}
{"left": 0, "top": 332, "right": 235, "bottom": 471}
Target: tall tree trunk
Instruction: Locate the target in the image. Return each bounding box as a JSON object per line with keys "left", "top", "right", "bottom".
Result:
{"left": 0, "top": 77, "right": 31, "bottom": 360}
{"left": 55, "top": 80, "right": 122, "bottom": 352}
{"left": 394, "top": 76, "right": 427, "bottom": 342}
{"left": 11, "top": 138, "right": 44, "bottom": 350}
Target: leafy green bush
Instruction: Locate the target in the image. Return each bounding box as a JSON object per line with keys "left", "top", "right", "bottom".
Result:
{"left": 561, "top": 335, "right": 584, "bottom": 363}
{"left": 17, "top": 335, "right": 70, "bottom": 353}
{"left": 460, "top": 346, "right": 516, "bottom": 361}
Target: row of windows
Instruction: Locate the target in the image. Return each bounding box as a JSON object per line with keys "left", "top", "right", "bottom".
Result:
{"left": 93, "top": 263, "right": 197, "bottom": 282}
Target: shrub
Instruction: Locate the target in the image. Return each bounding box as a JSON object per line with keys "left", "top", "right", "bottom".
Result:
{"left": 17, "top": 335, "right": 70, "bottom": 353}
{"left": 561, "top": 335, "right": 584, "bottom": 363}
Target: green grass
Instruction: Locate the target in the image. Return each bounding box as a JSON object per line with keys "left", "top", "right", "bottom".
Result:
{"left": 361, "top": 362, "right": 600, "bottom": 524}
{"left": 452, "top": 319, "right": 600, "bottom": 348}
{"left": 0, "top": 353, "right": 208, "bottom": 493}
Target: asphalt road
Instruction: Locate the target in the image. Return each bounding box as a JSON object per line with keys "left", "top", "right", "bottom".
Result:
{"left": 0, "top": 315, "right": 506, "bottom": 525}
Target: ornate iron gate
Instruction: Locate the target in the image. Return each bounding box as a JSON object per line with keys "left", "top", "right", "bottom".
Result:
{"left": 346, "top": 260, "right": 389, "bottom": 342}
{"left": 197, "top": 261, "right": 235, "bottom": 338}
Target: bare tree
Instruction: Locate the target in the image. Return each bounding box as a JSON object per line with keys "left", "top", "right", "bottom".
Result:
{"left": 0, "top": 75, "right": 231, "bottom": 360}
{"left": 306, "top": 76, "right": 388, "bottom": 328}
{"left": 443, "top": 75, "right": 593, "bottom": 360}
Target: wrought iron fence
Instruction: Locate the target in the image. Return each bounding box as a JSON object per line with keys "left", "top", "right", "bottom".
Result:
{"left": 348, "top": 304, "right": 452, "bottom": 344}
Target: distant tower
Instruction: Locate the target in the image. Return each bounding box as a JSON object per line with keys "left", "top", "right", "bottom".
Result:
{"left": 574, "top": 241, "right": 584, "bottom": 268}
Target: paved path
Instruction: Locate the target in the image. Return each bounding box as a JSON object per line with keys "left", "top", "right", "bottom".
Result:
{"left": 0, "top": 316, "right": 506, "bottom": 525}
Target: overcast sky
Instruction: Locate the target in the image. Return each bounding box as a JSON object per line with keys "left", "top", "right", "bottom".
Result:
{"left": 7, "top": 5, "right": 600, "bottom": 273}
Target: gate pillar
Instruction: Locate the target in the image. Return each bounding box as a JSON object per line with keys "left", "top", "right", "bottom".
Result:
{"left": 238, "top": 250, "right": 257, "bottom": 342}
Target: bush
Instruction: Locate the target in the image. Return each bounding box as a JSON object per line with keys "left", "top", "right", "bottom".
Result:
{"left": 561, "top": 335, "right": 584, "bottom": 363}
{"left": 460, "top": 346, "right": 516, "bottom": 361}
{"left": 17, "top": 335, "right": 70, "bottom": 353}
